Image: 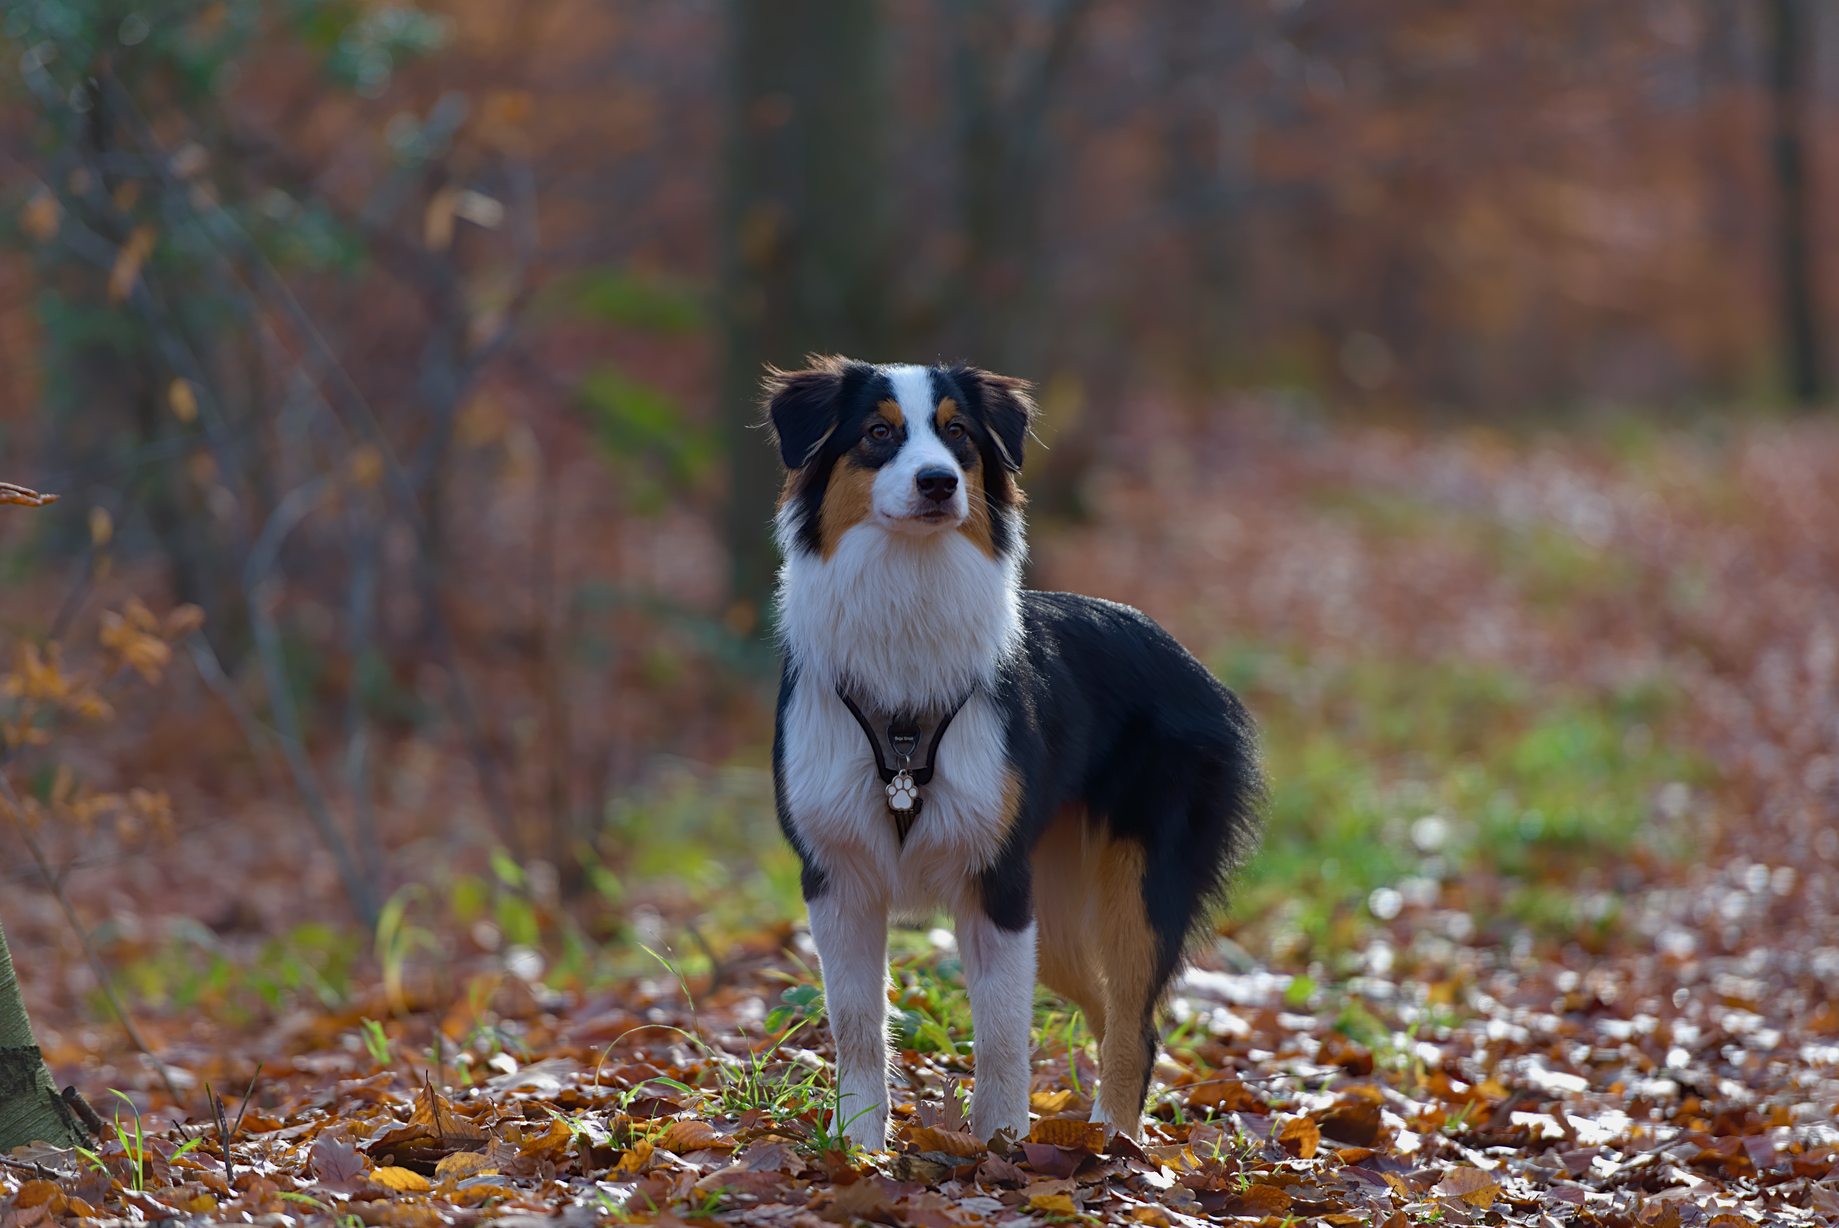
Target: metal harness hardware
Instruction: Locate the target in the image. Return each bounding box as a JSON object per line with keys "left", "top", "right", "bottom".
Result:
{"left": 835, "top": 684, "right": 976, "bottom": 844}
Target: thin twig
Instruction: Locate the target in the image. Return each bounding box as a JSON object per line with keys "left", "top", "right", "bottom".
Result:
{"left": 205, "top": 1083, "right": 233, "bottom": 1187}
{"left": 0, "top": 770, "right": 186, "bottom": 1108}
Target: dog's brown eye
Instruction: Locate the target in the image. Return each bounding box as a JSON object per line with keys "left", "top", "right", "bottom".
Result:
{"left": 868, "top": 422, "right": 892, "bottom": 441}
{"left": 945, "top": 421, "right": 966, "bottom": 439}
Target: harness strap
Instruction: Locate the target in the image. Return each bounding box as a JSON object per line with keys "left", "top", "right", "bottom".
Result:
{"left": 834, "top": 684, "right": 976, "bottom": 786}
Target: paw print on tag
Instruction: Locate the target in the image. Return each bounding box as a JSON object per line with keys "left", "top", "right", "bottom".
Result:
{"left": 887, "top": 772, "right": 919, "bottom": 812}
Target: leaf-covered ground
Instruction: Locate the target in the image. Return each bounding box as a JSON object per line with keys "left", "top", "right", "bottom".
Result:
{"left": 6, "top": 401, "right": 1839, "bottom": 1228}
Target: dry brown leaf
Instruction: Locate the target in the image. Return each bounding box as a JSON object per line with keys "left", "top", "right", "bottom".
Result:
{"left": 1027, "top": 1118, "right": 1106, "bottom": 1152}
{"left": 1434, "top": 1166, "right": 1501, "bottom": 1208}
{"left": 1277, "top": 1114, "right": 1320, "bottom": 1159}
{"left": 656, "top": 1118, "right": 731, "bottom": 1153}
{"left": 1223, "top": 1184, "right": 1292, "bottom": 1216}
{"left": 9, "top": 1183, "right": 62, "bottom": 1211}
{"left": 1319, "top": 1096, "right": 1383, "bottom": 1146}
{"left": 909, "top": 1125, "right": 986, "bottom": 1157}
{"left": 817, "top": 1178, "right": 897, "bottom": 1223}
{"left": 369, "top": 1166, "right": 432, "bottom": 1194}
{"left": 1030, "top": 1089, "right": 1074, "bottom": 1114}
{"left": 610, "top": 1139, "right": 654, "bottom": 1177}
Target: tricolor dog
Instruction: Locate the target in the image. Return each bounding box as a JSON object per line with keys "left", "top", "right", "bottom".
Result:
{"left": 766, "top": 356, "right": 1262, "bottom": 1149}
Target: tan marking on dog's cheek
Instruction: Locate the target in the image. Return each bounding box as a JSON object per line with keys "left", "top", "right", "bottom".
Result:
{"left": 877, "top": 398, "right": 904, "bottom": 429}
{"left": 818, "top": 460, "right": 876, "bottom": 558}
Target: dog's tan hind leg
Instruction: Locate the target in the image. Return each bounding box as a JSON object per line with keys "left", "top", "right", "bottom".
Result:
{"left": 1031, "top": 807, "right": 1107, "bottom": 1045}
{"left": 1091, "top": 837, "right": 1159, "bottom": 1139}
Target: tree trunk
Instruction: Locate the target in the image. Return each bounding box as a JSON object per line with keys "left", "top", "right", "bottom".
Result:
{"left": 946, "top": 0, "right": 1092, "bottom": 379}
{"left": 718, "top": 0, "right": 892, "bottom": 632}
{"left": 1766, "top": 0, "right": 1823, "bottom": 405}
{"left": 0, "top": 922, "right": 88, "bottom": 1153}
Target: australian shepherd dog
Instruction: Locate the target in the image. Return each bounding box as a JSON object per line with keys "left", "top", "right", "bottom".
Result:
{"left": 765, "top": 357, "right": 1263, "bottom": 1150}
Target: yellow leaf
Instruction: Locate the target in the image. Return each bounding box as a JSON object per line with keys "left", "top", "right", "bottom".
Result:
{"left": 433, "top": 1151, "right": 495, "bottom": 1179}
{"left": 1028, "top": 1193, "right": 1078, "bottom": 1215}
{"left": 1128, "top": 1207, "right": 1169, "bottom": 1227}
{"left": 177, "top": 1193, "right": 217, "bottom": 1213}
{"left": 1030, "top": 1089, "right": 1074, "bottom": 1115}
{"left": 370, "top": 1165, "right": 431, "bottom": 1194}
{"left": 169, "top": 378, "right": 198, "bottom": 423}
{"left": 610, "top": 1138, "right": 653, "bottom": 1177}
{"left": 109, "top": 224, "right": 157, "bottom": 303}
{"left": 21, "top": 187, "right": 60, "bottom": 240}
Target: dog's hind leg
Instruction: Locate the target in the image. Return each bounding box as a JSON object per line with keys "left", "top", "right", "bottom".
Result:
{"left": 1031, "top": 807, "right": 1107, "bottom": 1045}
{"left": 1090, "top": 837, "right": 1160, "bottom": 1138}
{"left": 808, "top": 890, "right": 892, "bottom": 1150}
{"left": 956, "top": 907, "right": 1037, "bottom": 1144}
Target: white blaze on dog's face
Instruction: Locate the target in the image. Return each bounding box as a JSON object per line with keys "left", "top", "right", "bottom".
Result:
{"left": 872, "top": 365, "right": 970, "bottom": 534}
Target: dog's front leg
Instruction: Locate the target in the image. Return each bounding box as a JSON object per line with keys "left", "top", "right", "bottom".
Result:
{"left": 956, "top": 908, "right": 1037, "bottom": 1144}
{"left": 808, "top": 890, "right": 891, "bottom": 1151}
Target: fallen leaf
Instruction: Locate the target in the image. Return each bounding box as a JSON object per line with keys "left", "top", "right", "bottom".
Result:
{"left": 1434, "top": 1166, "right": 1501, "bottom": 1208}
{"left": 1021, "top": 1141, "right": 1089, "bottom": 1178}
{"left": 817, "top": 1177, "right": 897, "bottom": 1222}
{"left": 9, "top": 1184, "right": 62, "bottom": 1212}
{"left": 433, "top": 1150, "right": 495, "bottom": 1179}
{"left": 1319, "top": 1096, "right": 1383, "bottom": 1146}
{"left": 1220, "top": 1184, "right": 1292, "bottom": 1217}
{"left": 370, "top": 1165, "right": 432, "bottom": 1193}
{"left": 657, "top": 1118, "right": 731, "bottom": 1153}
{"left": 311, "top": 1134, "right": 367, "bottom": 1186}
{"left": 610, "top": 1139, "right": 654, "bottom": 1177}
{"left": 1026, "top": 1118, "right": 1105, "bottom": 1152}
{"left": 1277, "top": 1115, "right": 1320, "bottom": 1159}
{"left": 909, "top": 1125, "right": 986, "bottom": 1157}
{"left": 1029, "top": 1192, "right": 1078, "bottom": 1215}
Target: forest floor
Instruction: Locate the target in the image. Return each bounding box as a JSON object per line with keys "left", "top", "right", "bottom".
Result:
{"left": 4, "top": 397, "right": 1839, "bottom": 1228}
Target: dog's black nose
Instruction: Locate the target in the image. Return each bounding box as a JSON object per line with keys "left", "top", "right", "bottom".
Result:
{"left": 916, "top": 468, "right": 958, "bottom": 503}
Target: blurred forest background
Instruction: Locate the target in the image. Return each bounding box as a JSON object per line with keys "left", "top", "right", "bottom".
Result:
{"left": 3, "top": 0, "right": 1839, "bottom": 1087}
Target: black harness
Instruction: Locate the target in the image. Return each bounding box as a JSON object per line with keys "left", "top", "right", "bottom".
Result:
{"left": 835, "top": 683, "right": 977, "bottom": 843}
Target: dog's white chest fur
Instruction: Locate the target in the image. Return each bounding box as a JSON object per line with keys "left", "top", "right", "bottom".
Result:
{"left": 776, "top": 516, "right": 1022, "bottom": 913}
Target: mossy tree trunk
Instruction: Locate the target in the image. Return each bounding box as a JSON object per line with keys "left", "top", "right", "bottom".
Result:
{"left": 0, "top": 922, "right": 87, "bottom": 1153}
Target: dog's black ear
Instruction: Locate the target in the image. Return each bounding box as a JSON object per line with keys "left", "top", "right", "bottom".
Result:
{"left": 952, "top": 366, "right": 1036, "bottom": 473}
{"left": 762, "top": 355, "right": 861, "bottom": 470}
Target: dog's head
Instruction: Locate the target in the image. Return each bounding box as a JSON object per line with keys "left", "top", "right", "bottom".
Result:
{"left": 765, "top": 356, "right": 1034, "bottom": 561}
